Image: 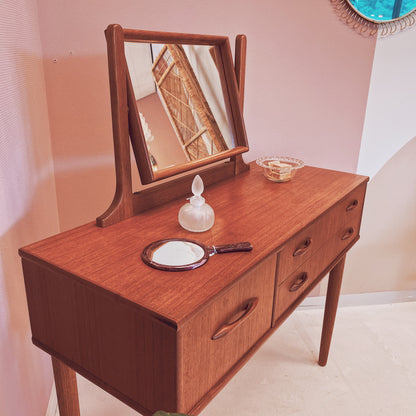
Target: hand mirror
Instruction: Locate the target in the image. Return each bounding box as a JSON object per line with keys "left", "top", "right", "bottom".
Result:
{"left": 142, "top": 238, "right": 252, "bottom": 271}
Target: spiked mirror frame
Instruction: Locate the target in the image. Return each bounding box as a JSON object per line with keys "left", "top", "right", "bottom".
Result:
{"left": 331, "top": 0, "right": 416, "bottom": 37}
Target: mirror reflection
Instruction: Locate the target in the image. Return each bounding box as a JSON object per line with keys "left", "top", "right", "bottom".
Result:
{"left": 125, "top": 42, "right": 235, "bottom": 171}
{"left": 347, "top": 0, "right": 416, "bottom": 21}
{"left": 151, "top": 240, "right": 206, "bottom": 266}
{"left": 142, "top": 238, "right": 209, "bottom": 271}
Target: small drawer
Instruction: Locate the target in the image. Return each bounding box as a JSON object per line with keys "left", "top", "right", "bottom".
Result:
{"left": 322, "top": 184, "right": 365, "bottom": 261}
{"left": 276, "top": 215, "right": 328, "bottom": 283}
{"left": 326, "top": 183, "right": 366, "bottom": 234}
{"left": 276, "top": 183, "right": 366, "bottom": 284}
{"left": 274, "top": 250, "right": 326, "bottom": 321}
{"left": 274, "top": 234, "right": 361, "bottom": 324}
{"left": 320, "top": 221, "right": 361, "bottom": 269}
{"left": 178, "top": 254, "right": 276, "bottom": 411}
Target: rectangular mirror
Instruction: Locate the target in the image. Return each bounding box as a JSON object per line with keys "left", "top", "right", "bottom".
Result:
{"left": 105, "top": 25, "right": 249, "bottom": 185}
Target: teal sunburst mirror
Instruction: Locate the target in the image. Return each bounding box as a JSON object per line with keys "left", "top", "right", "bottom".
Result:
{"left": 331, "top": 0, "right": 416, "bottom": 36}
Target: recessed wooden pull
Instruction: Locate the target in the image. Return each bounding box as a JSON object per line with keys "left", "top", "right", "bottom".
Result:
{"left": 293, "top": 238, "right": 312, "bottom": 257}
{"left": 211, "top": 298, "right": 259, "bottom": 340}
{"left": 289, "top": 272, "right": 308, "bottom": 292}
{"left": 346, "top": 199, "right": 359, "bottom": 211}
{"left": 341, "top": 227, "right": 354, "bottom": 240}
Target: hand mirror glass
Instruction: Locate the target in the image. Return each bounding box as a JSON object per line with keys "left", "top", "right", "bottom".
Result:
{"left": 142, "top": 238, "right": 252, "bottom": 271}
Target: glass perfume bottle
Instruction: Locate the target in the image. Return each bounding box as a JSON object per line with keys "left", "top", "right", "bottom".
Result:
{"left": 178, "top": 175, "right": 215, "bottom": 232}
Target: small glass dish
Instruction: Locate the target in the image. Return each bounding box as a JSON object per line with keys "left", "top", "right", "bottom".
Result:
{"left": 256, "top": 157, "right": 304, "bottom": 182}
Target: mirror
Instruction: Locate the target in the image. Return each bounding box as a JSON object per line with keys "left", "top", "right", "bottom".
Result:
{"left": 142, "top": 238, "right": 252, "bottom": 271}
{"left": 98, "top": 25, "right": 250, "bottom": 228}
{"left": 104, "top": 25, "right": 248, "bottom": 186}
{"left": 332, "top": 0, "right": 416, "bottom": 35}
{"left": 347, "top": 0, "right": 416, "bottom": 21}
{"left": 125, "top": 42, "right": 235, "bottom": 172}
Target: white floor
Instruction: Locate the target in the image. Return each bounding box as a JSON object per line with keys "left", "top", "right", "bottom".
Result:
{"left": 74, "top": 302, "right": 416, "bottom": 416}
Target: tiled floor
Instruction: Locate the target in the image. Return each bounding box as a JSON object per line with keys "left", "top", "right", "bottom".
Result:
{"left": 75, "top": 302, "right": 416, "bottom": 416}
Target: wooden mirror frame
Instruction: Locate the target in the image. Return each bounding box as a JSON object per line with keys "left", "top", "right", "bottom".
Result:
{"left": 97, "top": 25, "right": 249, "bottom": 227}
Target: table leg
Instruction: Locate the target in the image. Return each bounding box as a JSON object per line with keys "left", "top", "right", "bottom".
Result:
{"left": 51, "top": 356, "right": 81, "bottom": 416}
{"left": 318, "top": 255, "right": 346, "bottom": 366}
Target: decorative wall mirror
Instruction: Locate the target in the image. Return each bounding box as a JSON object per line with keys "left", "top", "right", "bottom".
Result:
{"left": 332, "top": 0, "right": 416, "bottom": 35}
{"left": 97, "top": 25, "right": 249, "bottom": 227}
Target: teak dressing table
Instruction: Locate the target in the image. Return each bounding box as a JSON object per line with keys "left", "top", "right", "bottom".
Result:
{"left": 19, "top": 26, "right": 368, "bottom": 416}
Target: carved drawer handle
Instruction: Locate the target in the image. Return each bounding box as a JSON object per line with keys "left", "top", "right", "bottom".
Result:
{"left": 346, "top": 199, "right": 359, "bottom": 211}
{"left": 341, "top": 227, "right": 354, "bottom": 240}
{"left": 289, "top": 272, "right": 308, "bottom": 292}
{"left": 211, "top": 298, "right": 259, "bottom": 340}
{"left": 293, "top": 238, "right": 312, "bottom": 257}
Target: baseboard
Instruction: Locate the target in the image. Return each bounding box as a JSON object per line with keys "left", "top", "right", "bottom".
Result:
{"left": 45, "top": 382, "right": 58, "bottom": 416}
{"left": 300, "top": 290, "right": 416, "bottom": 309}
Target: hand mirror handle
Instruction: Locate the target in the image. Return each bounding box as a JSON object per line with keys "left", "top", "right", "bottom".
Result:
{"left": 142, "top": 238, "right": 252, "bottom": 271}
{"left": 211, "top": 242, "right": 252, "bottom": 254}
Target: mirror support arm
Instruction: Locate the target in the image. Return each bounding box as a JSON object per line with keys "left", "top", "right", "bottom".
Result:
{"left": 235, "top": 34, "right": 247, "bottom": 112}
{"left": 97, "top": 24, "right": 134, "bottom": 227}
{"left": 232, "top": 35, "right": 249, "bottom": 176}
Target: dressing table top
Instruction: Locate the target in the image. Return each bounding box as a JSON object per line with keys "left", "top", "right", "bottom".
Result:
{"left": 19, "top": 162, "right": 367, "bottom": 328}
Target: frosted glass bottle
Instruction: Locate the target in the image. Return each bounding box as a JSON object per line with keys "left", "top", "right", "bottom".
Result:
{"left": 178, "top": 175, "right": 215, "bottom": 232}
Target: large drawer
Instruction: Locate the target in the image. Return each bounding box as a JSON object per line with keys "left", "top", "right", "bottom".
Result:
{"left": 276, "top": 183, "right": 366, "bottom": 284}
{"left": 177, "top": 254, "right": 276, "bottom": 412}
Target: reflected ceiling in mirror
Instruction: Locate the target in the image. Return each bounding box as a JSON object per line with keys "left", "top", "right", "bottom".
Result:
{"left": 125, "top": 42, "right": 235, "bottom": 172}
{"left": 105, "top": 26, "right": 249, "bottom": 185}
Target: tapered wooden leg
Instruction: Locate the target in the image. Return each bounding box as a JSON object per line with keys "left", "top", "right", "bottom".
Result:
{"left": 318, "top": 255, "right": 346, "bottom": 366}
{"left": 51, "top": 356, "right": 81, "bottom": 416}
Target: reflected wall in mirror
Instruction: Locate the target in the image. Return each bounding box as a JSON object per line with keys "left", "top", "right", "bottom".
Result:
{"left": 332, "top": 0, "right": 416, "bottom": 36}
{"left": 125, "top": 42, "right": 235, "bottom": 172}
{"left": 104, "top": 24, "right": 248, "bottom": 186}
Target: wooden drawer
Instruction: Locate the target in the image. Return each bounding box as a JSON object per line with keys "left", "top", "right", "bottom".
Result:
{"left": 273, "top": 184, "right": 366, "bottom": 323}
{"left": 273, "top": 211, "right": 363, "bottom": 324}
{"left": 274, "top": 251, "right": 326, "bottom": 320}
{"left": 276, "top": 183, "right": 366, "bottom": 283}
{"left": 326, "top": 183, "right": 366, "bottom": 238}
{"left": 273, "top": 240, "right": 340, "bottom": 326}
{"left": 177, "top": 254, "right": 276, "bottom": 412}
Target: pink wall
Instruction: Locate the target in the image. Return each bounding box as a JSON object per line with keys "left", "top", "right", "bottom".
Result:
{"left": 0, "top": 0, "right": 60, "bottom": 415}
{"left": 5, "top": 0, "right": 415, "bottom": 412}
{"left": 0, "top": 2, "right": 382, "bottom": 414}
{"left": 36, "top": 0, "right": 376, "bottom": 231}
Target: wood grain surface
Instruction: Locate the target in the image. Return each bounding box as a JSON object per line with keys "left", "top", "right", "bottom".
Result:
{"left": 178, "top": 254, "right": 276, "bottom": 411}
{"left": 20, "top": 161, "right": 368, "bottom": 415}
{"left": 51, "top": 357, "right": 80, "bottom": 416}
{"left": 20, "top": 162, "right": 367, "bottom": 328}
